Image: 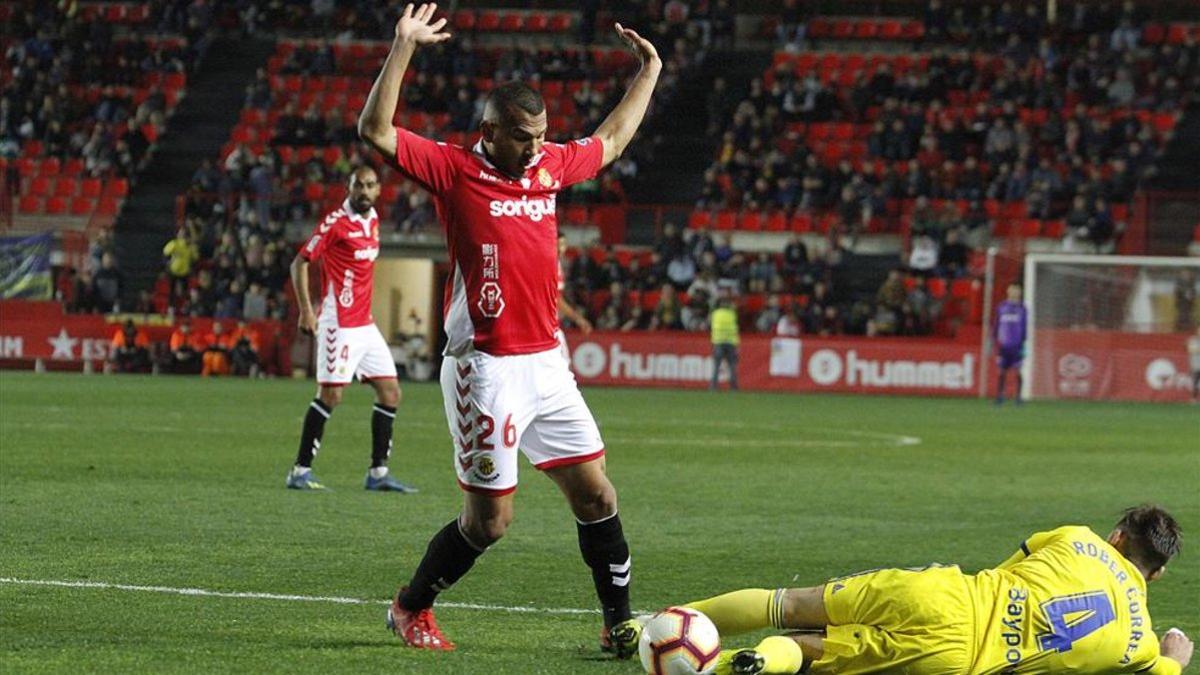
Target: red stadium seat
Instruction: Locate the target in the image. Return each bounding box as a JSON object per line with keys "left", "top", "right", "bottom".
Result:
{"left": 688, "top": 210, "right": 712, "bottom": 229}
{"left": 1043, "top": 219, "right": 1066, "bottom": 238}
{"left": 879, "top": 20, "right": 903, "bottom": 39}
{"left": 80, "top": 178, "right": 103, "bottom": 198}
{"left": 927, "top": 278, "right": 947, "bottom": 298}
{"left": 53, "top": 177, "right": 77, "bottom": 198}
{"left": 1193, "top": 223, "right": 1200, "bottom": 243}
{"left": 70, "top": 196, "right": 96, "bottom": 216}
{"left": 564, "top": 205, "right": 588, "bottom": 225}
{"left": 807, "top": 18, "right": 831, "bottom": 38}
{"left": 477, "top": 11, "right": 501, "bottom": 31}
{"left": 790, "top": 212, "right": 813, "bottom": 232}
{"left": 452, "top": 10, "right": 476, "bottom": 31}
{"left": 1020, "top": 219, "right": 1042, "bottom": 238}
{"left": 1166, "top": 24, "right": 1190, "bottom": 44}
{"left": 105, "top": 5, "right": 126, "bottom": 22}
{"left": 28, "top": 176, "right": 50, "bottom": 197}
{"left": 1002, "top": 202, "right": 1027, "bottom": 219}
{"left": 1152, "top": 112, "right": 1177, "bottom": 134}
{"left": 126, "top": 4, "right": 149, "bottom": 22}
{"left": 831, "top": 20, "right": 855, "bottom": 40}
{"left": 39, "top": 157, "right": 61, "bottom": 177}
{"left": 523, "top": 13, "right": 549, "bottom": 32}
{"left": 18, "top": 195, "right": 42, "bottom": 213}
{"left": 45, "top": 196, "right": 68, "bottom": 215}
{"left": 714, "top": 210, "right": 737, "bottom": 231}
{"left": 1142, "top": 24, "right": 1165, "bottom": 44}
{"left": 901, "top": 21, "right": 925, "bottom": 40}
{"left": 1111, "top": 204, "right": 1129, "bottom": 222}
{"left": 105, "top": 178, "right": 129, "bottom": 198}
{"left": 854, "top": 20, "right": 879, "bottom": 39}
{"left": 499, "top": 13, "right": 523, "bottom": 32}
{"left": 738, "top": 211, "right": 762, "bottom": 231}
{"left": 305, "top": 183, "right": 326, "bottom": 201}
{"left": 96, "top": 197, "right": 120, "bottom": 217}
{"left": 548, "top": 14, "right": 572, "bottom": 32}
{"left": 765, "top": 211, "right": 788, "bottom": 232}
{"left": 62, "top": 158, "right": 84, "bottom": 176}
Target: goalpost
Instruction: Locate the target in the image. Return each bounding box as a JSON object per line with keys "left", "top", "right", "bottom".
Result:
{"left": 1021, "top": 254, "right": 1200, "bottom": 402}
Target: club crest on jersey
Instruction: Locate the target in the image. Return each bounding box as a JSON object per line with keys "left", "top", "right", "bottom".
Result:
{"left": 475, "top": 455, "right": 497, "bottom": 482}
{"left": 478, "top": 281, "right": 505, "bottom": 318}
{"left": 536, "top": 167, "right": 553, "bottom": 188}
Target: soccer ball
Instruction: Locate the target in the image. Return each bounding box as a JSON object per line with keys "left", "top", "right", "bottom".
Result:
{"left": 638, "top": 607, "right": 721, "bottom": 675}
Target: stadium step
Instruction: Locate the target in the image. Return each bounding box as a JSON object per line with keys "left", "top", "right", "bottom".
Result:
{"left": 623, "top": 49, "right": 773, "bottom": 243}
{"left": 1147, "top": 99, "right": 1200, "bottom": 254}
{"left": 113, "top": 36, "right": 276, "bottom": 298}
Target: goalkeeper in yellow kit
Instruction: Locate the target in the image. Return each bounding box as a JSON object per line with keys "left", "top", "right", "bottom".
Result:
{"left": 676, "top": 505, "right": 1192, "bottom": 674}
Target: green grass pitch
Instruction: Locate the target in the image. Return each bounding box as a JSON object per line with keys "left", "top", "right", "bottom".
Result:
{"left": 1, "top": 372, "right": 1197, "bottom": 673}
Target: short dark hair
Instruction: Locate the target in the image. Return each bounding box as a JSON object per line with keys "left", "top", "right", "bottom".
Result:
{"left": 1116, "top": 505, "right": 1181, "bottom": 572}
{"left": 487, "top": 81, "right": 545, "bottom": 122}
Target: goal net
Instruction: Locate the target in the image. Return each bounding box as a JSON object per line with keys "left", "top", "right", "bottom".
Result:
{"left": 1022, "top": 254, "right": 1199, "bottom": 402}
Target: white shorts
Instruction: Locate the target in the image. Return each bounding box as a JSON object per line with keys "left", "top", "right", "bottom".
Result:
{"left": 441, "top": 346, "right": 604, "bottom": 495}
{"left": 316, "top": 323, "right": 397, "bottom": 386}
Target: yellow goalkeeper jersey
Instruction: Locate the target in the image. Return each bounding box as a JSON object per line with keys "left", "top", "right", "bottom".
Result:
{"left": 968, "top": 525, "right": 1177, "bottom": 674}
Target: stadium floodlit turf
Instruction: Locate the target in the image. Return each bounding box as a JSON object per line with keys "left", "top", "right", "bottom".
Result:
{"left": 1, "top": 372, "right": 1197, "bottom": 673}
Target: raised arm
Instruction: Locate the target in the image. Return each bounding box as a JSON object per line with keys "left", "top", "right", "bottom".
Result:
{"left": 357, "top": 3, "right": 450, "bottom": 159}
{"left": 594, "top": 23, "right": 662, "bottom": 168}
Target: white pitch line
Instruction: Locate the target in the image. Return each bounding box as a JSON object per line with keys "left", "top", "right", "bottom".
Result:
{"left": 0, "top": 577, "right": 601, "bottom": 616}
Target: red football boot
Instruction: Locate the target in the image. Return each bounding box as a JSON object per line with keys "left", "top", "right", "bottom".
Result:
{"left": 386, "top": 589, "right": 456, "bottom": 651}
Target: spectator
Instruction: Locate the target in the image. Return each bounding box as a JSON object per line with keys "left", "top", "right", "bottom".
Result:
{"left": 940, "top": 229, "right": 970, "bottom": 278}
{"left": 876, "top": 269, "right": 908, "bottom": 313}
{"left": 709, "top": 296, "right": 739, "bottom": 391}
{"left": 650, "top": 284, "right": 684, "bottom": 330}
{"left": 755, "top": 294, "right": 783, "bottom": 333}
{"left": 108, "top": 320, "right": 150, "bottom": 373}
{"left": 201, "top": 321, "right": 232, "bottom": 376}
{"left": 229, "top": 320, "right": 260, "bottom": 377}
{"left": 91, "top": 253, "right": 124, "bottom": 313}
{"left": 908, "top": 236, "right": 940, "bottom": 277}
{"left": 168, "top": 322, "right": 203, "bottom": 374}
{"left": 776, "top": 307, "right": 803, "bottom": 337}
{"left": 162, "top": 227, "right": 198, "bottom": 301}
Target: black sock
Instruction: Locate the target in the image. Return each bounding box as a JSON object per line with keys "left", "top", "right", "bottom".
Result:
{"left": 371, "top": 403, "right": 396, "bottom": 469}
{"left": 578, "top": 513, "right": 632, "bottom": 628}
{"left": 399, "top": 519, "right": 486, "bottom": 611}
{"left": 997, "top": 370, "right": 1007, "bottom": 398}
{"left": 295, "top": 399, "right": 331, "bottom": 468}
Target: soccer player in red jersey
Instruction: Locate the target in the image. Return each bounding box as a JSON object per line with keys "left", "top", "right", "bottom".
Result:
{"left": 357, "top": 3, "right": 659, "bottom": 656}
{"left": 285, "top": 166, "right": 417, "bottom": 493}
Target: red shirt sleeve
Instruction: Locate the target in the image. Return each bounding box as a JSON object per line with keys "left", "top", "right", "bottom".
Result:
{"left": 299, "top": 212, "right": 340, "bottom": 261}
{"left": 392, "top": 127, "right": 457, "bottom": 195}
{"left": 553, "top": 136, "right": 605, "bottom": 188}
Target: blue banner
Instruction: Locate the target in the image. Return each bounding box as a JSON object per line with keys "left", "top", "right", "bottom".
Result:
{"left": 0, "top": 232, "right": 54, "bottom": 300}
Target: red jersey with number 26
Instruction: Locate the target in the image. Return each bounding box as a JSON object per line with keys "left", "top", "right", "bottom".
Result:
{"left": 389, "top": 127, "right": 604, "bottom": 356}
{"left": 299, "top": 199, "right": 380, "bottom": 328}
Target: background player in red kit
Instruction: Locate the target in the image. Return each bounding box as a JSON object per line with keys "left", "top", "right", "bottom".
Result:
{"left": 358, "top": 3, "right": 659, "bottom": 656}
{"left": 285, "top": 166, "right": 417, "bottom": 493}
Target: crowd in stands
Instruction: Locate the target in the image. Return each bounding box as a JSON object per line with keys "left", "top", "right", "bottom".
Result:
{"left": 1, "top": 1, "right": 209, "bottom": 177}
{"left": 711, "top": 0, "right": 1198, "bottom": 260}
{"left": 562, "top": 223, "right": 964, "bottom": 339}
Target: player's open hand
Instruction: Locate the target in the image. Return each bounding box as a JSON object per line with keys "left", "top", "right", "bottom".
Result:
{"left": 614, "top": 23, "right": 660, "bottom": 67}
{"left": 395, "top": 3, "right": 451, "bottom": 46}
